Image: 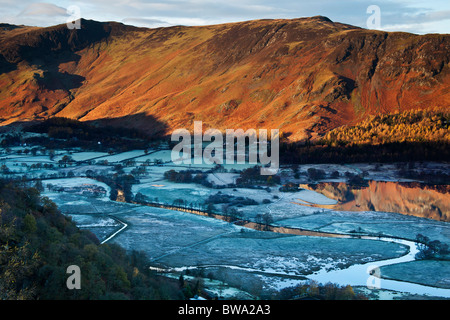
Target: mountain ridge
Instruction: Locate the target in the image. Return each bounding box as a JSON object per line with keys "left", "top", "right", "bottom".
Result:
{"left": 0, "top": 17, "right": 448, "bottom": 141}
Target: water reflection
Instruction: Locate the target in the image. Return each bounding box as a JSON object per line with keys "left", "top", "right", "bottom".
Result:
{"left": 300, "top": 181, "right": 449, "bottom": 222}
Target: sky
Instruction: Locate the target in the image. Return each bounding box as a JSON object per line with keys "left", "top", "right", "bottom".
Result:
{"left": 0, "top": 0, "right": 449, "bottom": 34}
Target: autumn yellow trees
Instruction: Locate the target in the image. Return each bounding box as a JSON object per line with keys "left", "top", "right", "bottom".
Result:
{"left": 280, "top": 108, "right": 449, "bottom": 164}
{"left": 320, "top": 108, "right": 449, "bottom": 147}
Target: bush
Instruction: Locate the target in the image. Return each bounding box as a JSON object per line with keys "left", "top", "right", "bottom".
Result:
{"left": 307, "top": 168, "right": 325, "bottom": 180}
{"left": 415, "top": 234, "right": 450, "bottom": 259}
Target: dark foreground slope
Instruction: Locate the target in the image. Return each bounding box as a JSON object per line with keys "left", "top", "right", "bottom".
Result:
{"left": 0, "top": 179, "right": 184, "bottom": 300}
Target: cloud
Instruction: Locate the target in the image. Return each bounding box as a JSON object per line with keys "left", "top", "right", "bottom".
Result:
{"left": 401, "top": 9, "right": 450, "bottom": 23}
{"left": 378, "top": 8, "right": 450, "bottom": 33}
{"left": 19, "top": 2, "right": 67, "bottom": 17}
{"left": 121, "top": 17, "right": 171, "bottom": 28}
{"left": 0, "top": 2, "right": 70, "bottom": 26}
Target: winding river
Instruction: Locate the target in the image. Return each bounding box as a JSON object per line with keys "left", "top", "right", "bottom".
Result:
{"left": 86, "top": 172, "right": 448, "bottom": 299}
{"left": 308, "top": 237, "right": 450, "bottom": 298}
{"left": 124, "top": 200, "right": 450, "bottom": 298}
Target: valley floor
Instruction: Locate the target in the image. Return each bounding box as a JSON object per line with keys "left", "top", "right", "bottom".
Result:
{"left": 1, "top": 146, "right": 449, "bottom": 299}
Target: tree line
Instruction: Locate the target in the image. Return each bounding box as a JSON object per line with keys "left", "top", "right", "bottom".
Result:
{"left": 280, "top": 109, "right": 449, "bottom": 164}
{"left": 3, "top": 117, "right": 160, "bottom": 153}
{"left": 0, "top": 178, "right": 185, "bottom": 299}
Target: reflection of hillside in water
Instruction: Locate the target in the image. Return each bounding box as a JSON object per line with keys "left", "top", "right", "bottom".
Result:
{"left": 301, "top": 181, "right": 450, "bottom": 222}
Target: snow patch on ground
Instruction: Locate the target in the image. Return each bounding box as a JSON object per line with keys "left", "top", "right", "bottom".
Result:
{"left": 207, "top": 173, "right": 239, "bottom": 186}
{"left": 296, "top": 189, "right": 338, "bottom": 205}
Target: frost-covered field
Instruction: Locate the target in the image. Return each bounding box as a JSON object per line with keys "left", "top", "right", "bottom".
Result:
{"left": 132, "top": 176, "right": 332, "bottom": 220}
{"left": 207, "top": 173, "right": 239, "bottom": 186}
{"left": 275, "top": 210, "right": 450, "bottom": 246}
{"left": 380, "top": 260, "right": 450, "bottom": 289}
{"left": 93, "top": 150, "right": 147, "bottom": 163}
{"left": 2, "top": 146, "right": 449, "bottom": 298}
{"left": 134, "top": 150, "right": 176, "bottom": 163}
{"left": 42, "top": 180, "right": 412, "bottom": 295}
{"left": 154, "top": 230, "right": 406, "bottom": 274}
{"left": 72, "top": 214, "right": 122, "bottom": 241}
{"left": 133, "top": 178, "right": 215, "bottom": 205}
{"left": 105, "top": 204, "right": 408, "bottom": 294}
{"left": 42, "top": 177, "right": 111, "bottom": 198}
{"left": 111, "top": 206, "right": 239, "bottom": 259}
{"left": 55, "top": 151, "right": 109, "bottom": 162}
